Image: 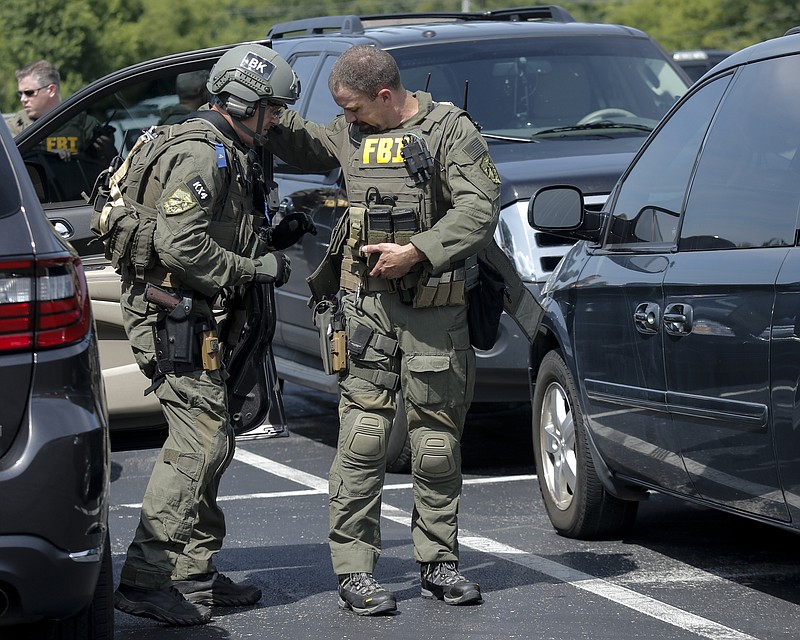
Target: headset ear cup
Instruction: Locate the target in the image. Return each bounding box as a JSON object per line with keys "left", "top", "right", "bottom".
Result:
{"left": 225, "top": 95, "right": 256, "bottom": 120}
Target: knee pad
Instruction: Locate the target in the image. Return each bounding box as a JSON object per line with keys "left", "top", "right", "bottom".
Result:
{"left": 343, "top": 413, "right": 388, "bottom": 462}
{"left": 413, "top": 430, "right": 458, "bottom": 480}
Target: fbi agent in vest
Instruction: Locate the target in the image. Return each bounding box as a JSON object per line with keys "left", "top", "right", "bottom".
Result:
{"left": 6, "top": 59, "right": 115, "bottom": 162}
{"left": 267, "top": 45, "right": 543, "bottom": 615}
{"left": 110, "top": 45, "right": 310, "bottom": 626}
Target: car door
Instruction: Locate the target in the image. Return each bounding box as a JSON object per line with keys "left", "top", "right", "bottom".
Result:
{"left": 270, "top": 45, "right": 349, "bottom": 390}
{"left": 573, "top": 71, "right": 733, "bottom": 494}
{"left": 14, "top": 41, "right": 287, "bottom": 439}
{"left": 664, "top": 58, "right": 800, "bottom": 522}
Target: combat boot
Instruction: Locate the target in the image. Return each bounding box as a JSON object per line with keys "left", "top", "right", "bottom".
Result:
{"left": 173, "top": 571, "right": 262, "bottom": 607}
{"left": 420, "top": 561, "right": 483, "bottom": 605}
{"left": 337, "top": 572, "right": 398, "bottom": 615}
{"left": 114, "top": 583, "right": 212, "bottom": 626}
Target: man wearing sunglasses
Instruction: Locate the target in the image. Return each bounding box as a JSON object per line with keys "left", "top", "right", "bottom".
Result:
{"left": 5, "top": 59, "right": 61, "bottom": 132}
{"left": 4, "top": 59, "right": 114, "bottom": 162}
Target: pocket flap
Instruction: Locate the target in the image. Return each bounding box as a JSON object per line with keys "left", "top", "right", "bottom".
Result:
{"left": 407, "top": 354, "right": 450, "bottom": 373}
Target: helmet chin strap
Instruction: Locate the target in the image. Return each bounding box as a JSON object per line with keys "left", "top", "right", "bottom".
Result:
{"left": 228, "top": 104, "right": 269, "bottom": 146}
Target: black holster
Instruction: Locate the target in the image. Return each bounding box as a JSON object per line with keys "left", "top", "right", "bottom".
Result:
{"left": 146, "top": 285, "right": 196, "bottom": 375}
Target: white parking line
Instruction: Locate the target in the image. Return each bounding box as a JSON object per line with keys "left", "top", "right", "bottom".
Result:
{"left": 231, "top": 449, "right": 758, "bottom": 640}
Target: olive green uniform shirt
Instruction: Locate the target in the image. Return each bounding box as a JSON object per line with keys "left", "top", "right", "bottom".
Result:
{"left": 267, "top": 91, "right": 500, "bottom": 273}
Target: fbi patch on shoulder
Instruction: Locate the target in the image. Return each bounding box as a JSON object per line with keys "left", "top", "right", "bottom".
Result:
{"left": 481, "top": 155, "right": 501, "bottom": 184}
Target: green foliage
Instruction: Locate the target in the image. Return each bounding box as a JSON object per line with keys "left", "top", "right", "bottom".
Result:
{"left": 579, "top": 0, "right": 800, "bottom": 51}
{"left": 1, "top": 0, "right": 798, "bottom": 114}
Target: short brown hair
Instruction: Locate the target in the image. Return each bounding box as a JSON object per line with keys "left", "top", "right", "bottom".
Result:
{"left": 328, "top": 45, "right": 402, "bottom": 98}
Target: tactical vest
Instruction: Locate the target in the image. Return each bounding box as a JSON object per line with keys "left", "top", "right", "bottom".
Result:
{"left": 91, "top": 119, "right": 256, "bottom": 285}
{"left": 338, "top": 103, "right": 472, "bottom": 307}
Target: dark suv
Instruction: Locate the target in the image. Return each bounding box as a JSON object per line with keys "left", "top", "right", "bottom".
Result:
{"left": 265, "top": 7, "right": 689, "bottom": 464}
{"left": 0, "top": 119, "right": 112, "bottom": 637}
{"left": 529, "top": 31, "right": 800, "bottom": 539}
{"left": 672, "top": 49, "right": 733, "bottom": 82}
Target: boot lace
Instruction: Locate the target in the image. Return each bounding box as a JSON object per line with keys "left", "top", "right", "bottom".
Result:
{"left": 427, "top": 562, "right": 467, "bottom": 586}
{"left": 346, "top": 572, "right": 385, "bottom": 595}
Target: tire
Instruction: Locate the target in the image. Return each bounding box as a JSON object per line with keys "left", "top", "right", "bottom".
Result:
{"left": 532, "top": 351, "right": 638, "bottom": 540}
{"left": 386, "top": 393, "right": 411, "bottom": 473}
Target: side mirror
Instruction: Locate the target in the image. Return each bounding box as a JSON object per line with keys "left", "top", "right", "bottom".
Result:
{"left": 528, "top": 185, "right": 604, "bottom": 243}
{"left": 528, "top": 185, "right": 583, "bottom": 230}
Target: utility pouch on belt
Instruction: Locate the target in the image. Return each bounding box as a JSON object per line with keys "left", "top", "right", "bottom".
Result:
{"left": 413, "top": 263, "right": 467, "bottom": 308}
{"left": 199, "top": 328, "right": 222, "bottom": 371}
{"left": 450, "top": 265, "right": 466, "bottom": 305}
{"left": 348, "top": 324, "right": 373, "bottom": 359}
{"left": 313, "top": 298, "right": 346, "bottom": 375}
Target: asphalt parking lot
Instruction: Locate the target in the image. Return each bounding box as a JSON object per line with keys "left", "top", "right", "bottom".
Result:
{"left": 108, "top": 383, "right": 800, "bottom": 639}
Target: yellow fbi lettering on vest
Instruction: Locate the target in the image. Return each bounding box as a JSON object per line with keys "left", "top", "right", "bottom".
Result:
{"left": 46, "top": 136, "right": 79, "bottom": 154}
{"left": 361, "top": 136, "right": 405, "bottom": 165}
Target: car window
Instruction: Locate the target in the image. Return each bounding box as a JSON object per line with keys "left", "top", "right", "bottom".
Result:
{"left": 301, "top": 55, "right": 339, "bottom": 125}
{"left": 287, "top": 53, "right": 320, "bottom": 115}
{"left": 392, "top": 36, "right": 687, "bottom": 135}
{"left": 679, "top": 57, "right": 800, "bottom": 250}
{"left": 23, "top": 66, "right": 212, "bottom": 205}
{"left": 604, "top": 74, "right": 732, "bottom": 248}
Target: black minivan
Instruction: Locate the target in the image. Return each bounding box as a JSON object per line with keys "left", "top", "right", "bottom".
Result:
{"left": 0, "top": 117, "right": 112, "bottom": 637}
{"left": 529, "top": 30, "right": 800, "bottom": 540}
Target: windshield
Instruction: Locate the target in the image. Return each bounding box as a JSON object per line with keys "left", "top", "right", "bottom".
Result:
{"left": 392, "top": 35, "right": 688, "bottom": 137}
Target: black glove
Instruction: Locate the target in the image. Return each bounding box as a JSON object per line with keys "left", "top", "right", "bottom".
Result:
{"left": 253, "top": 253, "right": 291, "bottom": 287}
{"left": 270, "top": 211, "right": 317, "bottom": 250}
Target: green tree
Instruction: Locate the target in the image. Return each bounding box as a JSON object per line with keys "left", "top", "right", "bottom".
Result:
{"left": 0, "top": 0, "right": 115, "bottom": 111}
{"left": 590, "top": 0, "right": 800, "bottom": 51}
{"left": 2, "top": 0, "right": 799, "bottom": 115}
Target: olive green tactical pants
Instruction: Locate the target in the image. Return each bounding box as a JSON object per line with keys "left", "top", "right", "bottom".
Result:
{"left": 329, "top": 291, "right": 474, "bottom": 575}
{"left": 119, "top": 284, "right": 235, "bottom": 589}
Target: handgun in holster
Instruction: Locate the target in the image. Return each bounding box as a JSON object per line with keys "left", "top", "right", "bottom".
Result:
{"left": 145, "top": 283, "right": 195, "bottom": 374}
{"left": 312, "top": 296, "right": 347, "bottom": 375}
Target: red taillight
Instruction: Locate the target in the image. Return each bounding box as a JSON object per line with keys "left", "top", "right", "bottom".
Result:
{"left": 0, "top": 256, "right": 91, "bottom": 353}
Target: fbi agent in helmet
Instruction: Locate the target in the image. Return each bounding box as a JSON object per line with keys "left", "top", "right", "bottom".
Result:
{"left": 112, "top": 44, "right": 312, "bottom": 626}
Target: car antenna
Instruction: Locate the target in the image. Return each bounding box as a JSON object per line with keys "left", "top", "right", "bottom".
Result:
{"left": 462, "top": 80, "right": 481, "bottom": 131}
{"left": 424, "top": 73, "right": 431, "bottom": 92}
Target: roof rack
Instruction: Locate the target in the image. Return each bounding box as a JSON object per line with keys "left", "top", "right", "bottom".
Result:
{"left": 267, "top": 5, "right": 576, "bottom": 39}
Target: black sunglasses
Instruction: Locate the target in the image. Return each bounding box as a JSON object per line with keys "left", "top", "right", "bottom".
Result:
{"left": 16, "top": 85, "right": 50, "bottom": 99}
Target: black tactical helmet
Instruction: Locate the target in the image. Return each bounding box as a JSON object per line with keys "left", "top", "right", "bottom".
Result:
{"left": 207, "top": 43, "right": 300, "bottom": 106}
